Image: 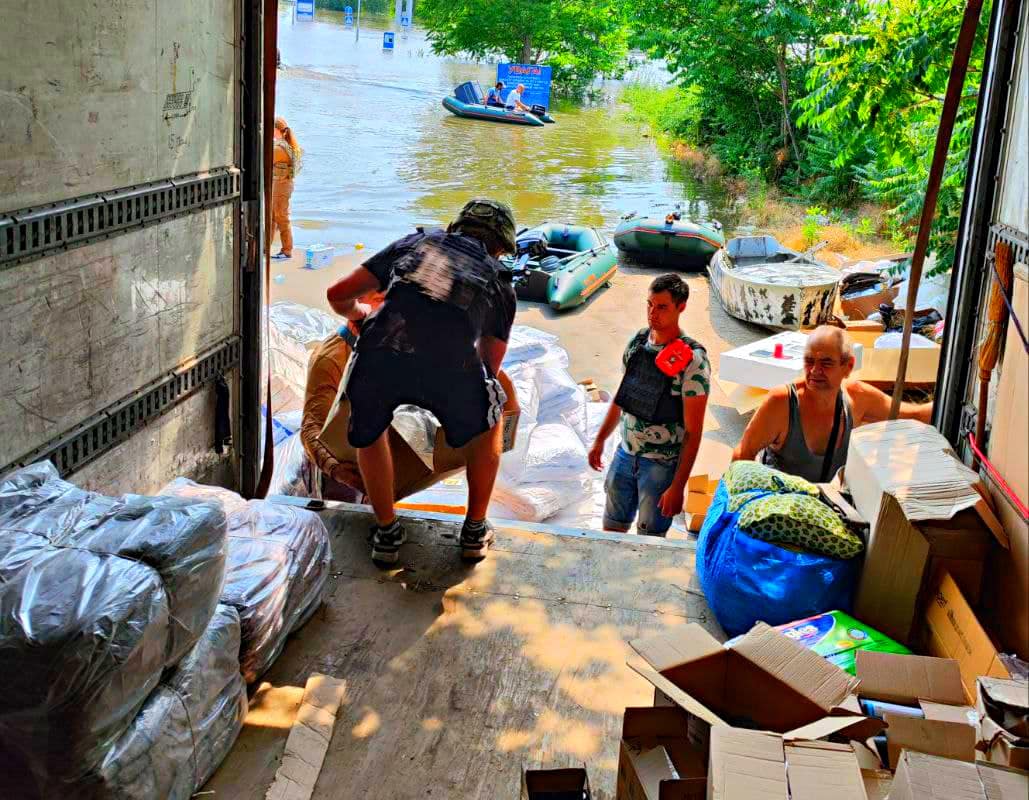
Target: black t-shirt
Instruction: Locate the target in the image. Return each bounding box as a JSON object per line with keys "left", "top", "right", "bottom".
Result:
{"left": 358, "top": 230, "right": 516, "bottom": 368}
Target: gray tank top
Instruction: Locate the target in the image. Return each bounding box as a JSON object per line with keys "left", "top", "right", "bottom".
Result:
{"left": 761, "top": 384, "right": 853, "bottom": 483}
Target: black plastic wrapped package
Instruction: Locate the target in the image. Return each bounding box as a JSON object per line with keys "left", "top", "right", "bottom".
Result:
{"left": 161, "top": 480, "right": 331, "bottom": 682}
{"left": 0, "top": 532, "right": 170, "bottom": 796}
{"left": 87, "top": 604, "right": 248, "bottom": 800}
{"left": 0, "top": 463, "right": 227, "bottom": 792}
{"left": 0, "top": 462, "right": 227, "bottom": 663}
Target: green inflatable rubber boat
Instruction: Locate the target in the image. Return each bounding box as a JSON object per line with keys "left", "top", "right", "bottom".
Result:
{"left": 614, "top": 209, "right": 724, "bottom": 270}
{"left": 502, "top": 223, "right": 618, "bottom": 311}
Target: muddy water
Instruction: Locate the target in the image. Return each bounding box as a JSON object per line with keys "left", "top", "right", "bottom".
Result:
{"left": 274, "top": 8, "right": 738, "bottom": 252}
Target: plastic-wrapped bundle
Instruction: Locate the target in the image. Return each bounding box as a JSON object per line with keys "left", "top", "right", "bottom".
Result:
{"left": 0, "top": 532, "right": 170, "bottom": 796}
{"left": 518, "top": 423, "right": 589, "bottom": 483}
{"left": 503, "top": 325, "right": 569, "bottom": 369}
{"left": 86, "top": 604, "right": 248, "bottom": 800}
{"left": 0, "top": 462, "right": 226, "bottom": 664}
{"left": 0, "top": 463, "right": 227, "bottom": 793}
{"left": 270, "top": 431, "right": 322, "bottom": 498}
{"left": 161, "top": 480, "right": 332, "bottom": 682}
{"left": 491, "top": 477, "right": 591, "bottom": 523}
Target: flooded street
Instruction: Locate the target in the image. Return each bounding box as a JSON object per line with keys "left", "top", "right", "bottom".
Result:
{"left": 274, "top": 9, "right": 738, "bottom": 252}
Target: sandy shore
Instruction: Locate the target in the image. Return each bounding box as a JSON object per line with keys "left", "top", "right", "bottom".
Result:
{"left": 270, "top": 247, "right": 767, "bottom": 477}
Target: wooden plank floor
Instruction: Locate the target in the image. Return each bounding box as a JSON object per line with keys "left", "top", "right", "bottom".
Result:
{"left": 204, "top": 504, "right": 718, "bottom": 800}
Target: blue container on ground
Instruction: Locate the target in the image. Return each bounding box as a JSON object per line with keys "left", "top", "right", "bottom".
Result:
{"left": 695, "top": 483, "right": 860, "bottom": 637}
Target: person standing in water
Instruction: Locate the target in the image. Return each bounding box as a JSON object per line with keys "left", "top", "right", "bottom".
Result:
{"left": 272, "top": 117, "right": 301, "bottom": 260}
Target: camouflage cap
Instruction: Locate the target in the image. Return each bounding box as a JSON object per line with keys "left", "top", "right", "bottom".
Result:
{"left": 450, "top": 198, "right": 517, "bottom": 254}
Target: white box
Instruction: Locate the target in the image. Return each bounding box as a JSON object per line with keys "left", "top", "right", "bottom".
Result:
{"left": 719, "top": 332, "right": 864, "bottom": 390}
{"left": 304, "top": 244, "right": 335, "bottom": 270}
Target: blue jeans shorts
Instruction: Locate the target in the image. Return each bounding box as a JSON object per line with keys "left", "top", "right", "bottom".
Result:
{"left": 603, "top": 446, "right": 678, "bottom": 536}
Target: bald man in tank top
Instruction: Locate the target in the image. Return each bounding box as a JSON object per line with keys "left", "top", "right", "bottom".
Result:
{"left": 732, "top": 326, "right": 933, "bottom": 483}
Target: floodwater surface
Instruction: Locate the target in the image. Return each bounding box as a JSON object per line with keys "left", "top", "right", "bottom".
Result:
{"left": 275, "top": 8, "right": 738, "bottom": 252}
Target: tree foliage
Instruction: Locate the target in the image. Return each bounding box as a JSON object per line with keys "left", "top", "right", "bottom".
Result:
{"left": 797, "top": 0, "right": 990, "bottom": 272}
{"left": 417, "top": 0, "right": 631, "bottom": 94}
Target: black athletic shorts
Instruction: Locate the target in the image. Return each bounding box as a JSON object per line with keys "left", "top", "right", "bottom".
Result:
{"left": 344, "top": 349, "right": 507, "bottom": 450}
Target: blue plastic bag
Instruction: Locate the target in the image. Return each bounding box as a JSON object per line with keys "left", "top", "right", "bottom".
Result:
{"left": 696, "top": 483, "right": 859, "bottom": 637}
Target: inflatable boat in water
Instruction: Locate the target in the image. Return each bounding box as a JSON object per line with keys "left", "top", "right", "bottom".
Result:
{"left": 502, "top": 223, "right": 617, "bottom": 311}
{"left": 442, "top": 82, "right": 555, "bottom": 126}
{"left": 614, "top": 207, "right": 724, "bottom": 269}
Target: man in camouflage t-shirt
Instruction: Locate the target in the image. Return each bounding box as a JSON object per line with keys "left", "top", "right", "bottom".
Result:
{"left": 589, "top": 274, "right": 710, "bottom": 536}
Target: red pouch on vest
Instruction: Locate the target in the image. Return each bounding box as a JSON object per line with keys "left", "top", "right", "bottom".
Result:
{"left": 655, "top": 339, "right": 693, "bottom": 376}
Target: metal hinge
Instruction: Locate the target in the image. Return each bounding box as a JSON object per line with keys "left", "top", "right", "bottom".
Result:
{"left": 0, "top": 168, "right": 241, "bottom": 270}
{"left": 1, "top": 337, "right": 241, "bottom": 479}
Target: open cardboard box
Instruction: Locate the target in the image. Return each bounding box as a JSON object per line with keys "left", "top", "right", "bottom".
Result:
{"left": 628, "top": 623, "right": 881, "bottom": 758}
{"left": 922, "top": 570, "right": 1012, "bottom": 703}
{"left": 890, "top": 750, "right": 1029, "bottom": 800}
{"left": 978, "top": 677, "right": 1029, "bottom": 770}
{"left": 707, "top": 727, "right": 868, "bottom": 799}
{"left": 855, "top": 650, "right": 979, "bottom": 768}
{"left": 523, "top": 768, "right": 590, "bottom": 799}
{"left": 617, "top": 707, "right": 707, "bottom": 800}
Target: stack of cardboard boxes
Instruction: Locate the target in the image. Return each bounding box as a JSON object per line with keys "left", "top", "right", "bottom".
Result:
{"left": 527, "top": 419, "right": 1027, "bottom": 798}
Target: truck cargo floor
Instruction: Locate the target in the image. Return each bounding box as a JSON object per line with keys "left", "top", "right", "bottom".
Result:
{"left": 204, "top": 503, "right": 716, "bottom": 799}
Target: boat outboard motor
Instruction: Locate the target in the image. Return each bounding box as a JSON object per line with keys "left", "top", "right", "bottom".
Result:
{"left": 531, "top": 104, "right": 548, "bottom": 116}
{"left": 454, "top": 81, "right": 485, "bottom": 105}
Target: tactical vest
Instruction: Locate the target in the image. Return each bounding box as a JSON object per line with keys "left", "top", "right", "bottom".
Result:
{"left": 389, "top": 230, "right": 498, "bottom": 312}
{"left": 613, "top": 329, "right": 706, "bottom": 424}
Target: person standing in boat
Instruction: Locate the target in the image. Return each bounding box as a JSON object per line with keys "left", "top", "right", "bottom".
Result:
{"left": 589, "top": 274, "right": 711, "bottom": 536}
{"left": 505, "top": 83, "right": 531, "bottom": 113}
{"left": 732, "top": 326, "right": 933, "bottom": 482}
{"left": 485, "top": 81, "right": 506, "bottom": 107}
{"left": 325, "top": 199, "right": 518, "bottom": 565}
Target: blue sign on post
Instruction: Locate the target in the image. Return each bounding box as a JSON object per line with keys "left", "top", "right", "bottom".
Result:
{"left": 344, "top": 5, "right": 353, "bottom": 25}
{"left": 296, "top": 0, "right": 315, "bottom": 20}
{"left": 497, "top": 63, "right": 553, "bottom": 109}
{"left": 400, "top": 14, "right": 410, "bottom": 27}
{"left": 383, "top": 31, "right": 395, "bottom": 49}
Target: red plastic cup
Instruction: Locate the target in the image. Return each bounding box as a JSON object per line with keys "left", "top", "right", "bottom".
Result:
{"left": 773, "top": 342, "right": 784, "bottom": 359}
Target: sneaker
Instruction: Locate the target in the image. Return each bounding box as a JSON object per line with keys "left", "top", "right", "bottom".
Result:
{"left": 370, "top": 519, "right": 406, "bottom": 565}
{"left": 460, "top": 519, "right": 495, "bottom": 562}
{"left": 271, "top": 251, "right": 291, "bottom": 260}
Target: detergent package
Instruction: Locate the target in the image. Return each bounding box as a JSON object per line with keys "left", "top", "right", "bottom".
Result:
{"left": 775, "top": 610, "right": 910, "bottom": 674}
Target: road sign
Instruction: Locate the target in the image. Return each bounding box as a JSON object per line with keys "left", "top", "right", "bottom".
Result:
{"left": 383, "top": 31, "right": 395, "bottom": 49}
{"left": 296, "top": 0, "right": 315, "bottom": 20}
{"left": 497, "top": 64, "right": 553, "bottom": 108}
{"left": 400, "top": 14, "right": 410, "bottom": 26}
{"left": 344, "top": 5, "right": 354, "bottom": 25}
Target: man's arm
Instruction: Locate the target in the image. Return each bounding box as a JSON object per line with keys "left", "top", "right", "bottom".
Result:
{"left": 477, "top": 335, "right": 508, "bottom": 375}
{"left": 588, "top": 402, "right": 623, "bottom": 470}
{"left": 659, "top": 394, "right": 708, "bottom": 517}
{"left": 847, "top": 380, "right": 933, "bottom": 425}
{"left": 300, "top": 342, "right": 365, "bottom": 490}
{"left": 732, "top": 387, "right": 790, "bottom": 462}
{"left": 326, "top": 266, "right": 381, "bottom": 320}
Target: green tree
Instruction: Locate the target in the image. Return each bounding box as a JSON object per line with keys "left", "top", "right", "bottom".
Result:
{"left": 633, "top": 0, "right": 859, "bottom": 175}
{"left": 797, "top": 0, "right": 991, "bottom": 271}
{"left": 417, "top": 0, "right": 631, "bottom": 94}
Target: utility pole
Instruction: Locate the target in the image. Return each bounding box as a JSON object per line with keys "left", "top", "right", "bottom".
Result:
{"left": 355, "top": 0, "right": 362, "bottom": 41}
{"left": 394, "top": 0, "right": 402, "bottom": 28}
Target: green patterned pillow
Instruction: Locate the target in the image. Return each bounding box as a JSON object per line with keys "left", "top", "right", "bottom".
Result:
{"left": 737, "top": 493, "right": 864, "bottom": 559}
{"left": 722, "top": 461, "right": 819, "bottom": 498}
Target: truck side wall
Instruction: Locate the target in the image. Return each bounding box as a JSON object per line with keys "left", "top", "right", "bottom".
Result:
{"left": 0, "top": 1, "right": 241, "bottom": 494}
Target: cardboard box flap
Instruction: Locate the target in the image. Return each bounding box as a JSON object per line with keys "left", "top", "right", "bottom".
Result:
{"left": 708, "top": 727, "right": 787, "bottom": 800}
{"left": 630, "top": 624, "right": 723, "bottom": 672}
{"left": 919, "top": 700, "right": 978, "bottom": 726}
{"left": 784, "top": 740, "right": 867, "bottom": 800}
{"left": 978, "top": 762, "right": 1029, "bottom": 799}
{"left": 731, "top": 623, "right": 859, "bottom": 711}
{"left": 856, "top": 651, "right": 967, "bottom": 706}
{"left": 890, "top": 750, "right": 987, "bottom": 799}
{"left": 885, "top": 713, "right": 978, "bottom": 767}
{"left": 861, "top": 769, "right": 893, "bottom": 800}
{"left": 979, "top": 677, "right": 1029, "bottom": 711}
{"left": 628, "top": 660, "right": 728, "bottom": 727}
{"left": 634, "top": 746, "right": 678, "bottom": 799}
{"left": 787, "top": 714, "right": 884, "bottom": 742}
